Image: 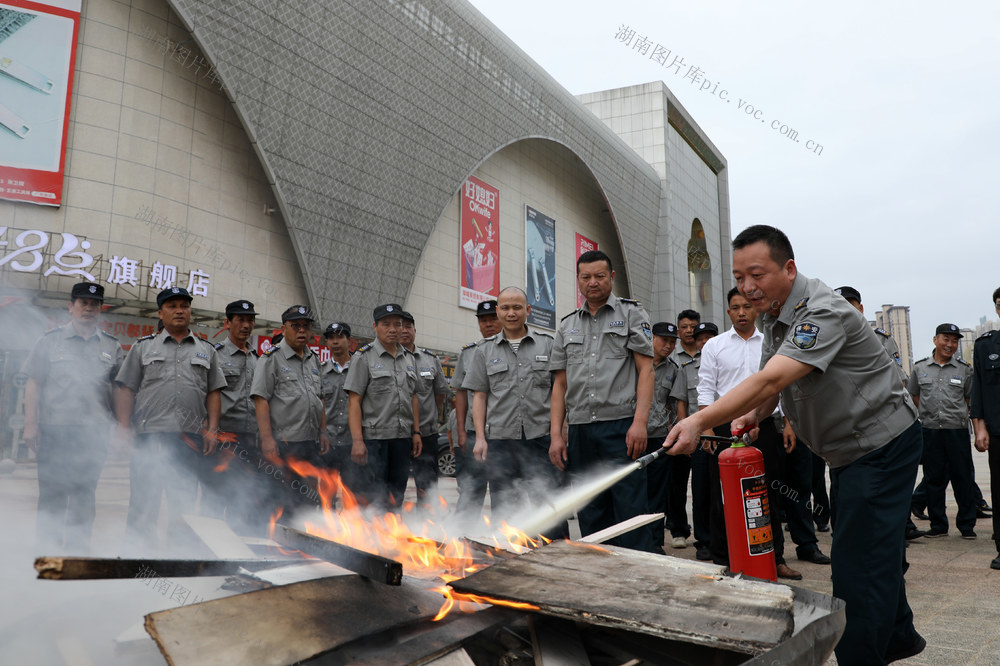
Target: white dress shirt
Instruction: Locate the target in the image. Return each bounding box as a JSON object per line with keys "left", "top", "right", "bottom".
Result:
{"left": 697, "top": 326, "right": 778, "bottom": 418}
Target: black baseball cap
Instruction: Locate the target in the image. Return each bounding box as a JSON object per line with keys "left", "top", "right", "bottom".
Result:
{"left": 156, "top": 286, "right": 193, "bottom": 308}
{"left": 652, "top": 322, "right": 678, "bottom": 338}
{"left": 281, "top": 305, "right": 314, "bottom": 322}
{"left": 834, "top": 286, "right": 862, "bottom": 303}
{"left": 476, "top": 300, "right": 498, "bottom": 317}
{"left": 225, "top": 300, "right": 257, "bottom": 317}
{"left": 400, "top": 310, "right": 415, "bottom": 323}
{"left": 324, "top": 322, "right": 352, "bottom": 338}
{"left": 695, "top": 322, "right": 719, "bottom": 337}
{"left": 935, "top": 323, "right": 962, "bottom": 338}
{"left": 373, "top": 303, "right": 404, "bottom": 322}
{"left": 71, "top": 282, "right": 104, "bottom": 301}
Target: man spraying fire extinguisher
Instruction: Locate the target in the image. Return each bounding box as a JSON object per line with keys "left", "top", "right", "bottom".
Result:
{"left": 664, "top": 226, "right": 924, "bottom": 666}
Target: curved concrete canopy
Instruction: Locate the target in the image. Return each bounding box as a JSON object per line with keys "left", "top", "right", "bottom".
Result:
{"left": 166, "top": 0, "right": 661, "bottom": 327}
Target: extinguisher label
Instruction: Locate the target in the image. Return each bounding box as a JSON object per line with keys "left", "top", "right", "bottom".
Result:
{"left": 741, "top": 475, "right": 774, "bottom": 555}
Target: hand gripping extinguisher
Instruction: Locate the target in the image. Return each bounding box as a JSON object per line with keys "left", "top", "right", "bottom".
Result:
{"left": 708, "top": 427, "right": 778, "bottom": 582}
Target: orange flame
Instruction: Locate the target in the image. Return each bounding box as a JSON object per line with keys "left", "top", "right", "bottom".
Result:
{"left": 275, "top": 457, "right": 555, "bottom": 619}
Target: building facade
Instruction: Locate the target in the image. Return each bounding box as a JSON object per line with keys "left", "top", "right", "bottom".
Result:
{"left": 876, "top": 304, "right": 914, "bottom": 376}
{"left": 0, "top": 0, "right": 730, "bottom": 457}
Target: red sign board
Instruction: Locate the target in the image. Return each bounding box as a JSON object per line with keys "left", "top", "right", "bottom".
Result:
{"left": 575, "top": 233, "right": 598, "bottom": 308}
{"left": 459, "top": 176, "right": 499, "bottom": 309}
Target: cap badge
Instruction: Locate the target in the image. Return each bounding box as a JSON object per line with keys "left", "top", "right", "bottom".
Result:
{"left": 483, "top": 303, "right": 490, "bottom": 310}
{"left": 89, "top": 285, "right": 97, "bottom": 294}
{"left": 171, "top": 287, "right": 179, "bottom": 293}
{"left": 834, "top": 289, "right": 842, "bottom": 295}
{"left": 386, "top": 305, "right": 394, "bottom": 312}
{"left": 242, "top": 302, "right": 249, "bottom": 309}
{"left": 298, "top": 307, "right": 306, "bottom": 314}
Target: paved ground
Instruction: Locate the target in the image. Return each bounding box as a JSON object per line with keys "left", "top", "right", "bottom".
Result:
{"left": 1, "top": 455, "right": 998, "bottom": 664}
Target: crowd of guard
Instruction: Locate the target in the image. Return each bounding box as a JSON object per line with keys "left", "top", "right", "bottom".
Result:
{"left": 22, "top": 232, "right": 1000, "bottom": 665}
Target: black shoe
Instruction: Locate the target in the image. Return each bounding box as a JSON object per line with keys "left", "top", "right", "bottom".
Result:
{"left": 695, "top": 546, "right": 712, "bottom": 561}
{"left": 886, "top": 634, "right": 926, "bottom": 663}
{"left": 911, "top": 507, "right": 929, "bottom": 521}
{"left": 961, "top": 530, "right": 977, "bottom": 540}
{"left": 924, "top": 529, "right": 948, "bottom": 538}
{"left": 905, "top": 527, "right": 927, "bottom": 540}
{"left": 980, "top": 500, "right": 993, "bottom": 512}
{"left": 814, "top": 522, "right": 830, "bottom": 533}
{"left": 990, "top": 555, "right": 1000, "bottom": 570}
{"left": 977, "top": 508, "right": 992, "bottom": 519}
{"left": 797, "top": 549, "right": 831, "bottom": 565}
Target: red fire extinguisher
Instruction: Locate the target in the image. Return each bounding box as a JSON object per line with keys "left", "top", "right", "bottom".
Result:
{"left": 712, "top": 431, "right": 778, "bottom": 582}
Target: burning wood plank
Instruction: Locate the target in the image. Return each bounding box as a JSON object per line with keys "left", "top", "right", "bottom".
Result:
{"left": 34, "top": 556, "right": 292, "bottom": 580}
{"left": 450, "top": 540, "right": 795, "bottom": 655}
{"left": 272, "top": 524, "right": 403, "bottom": 585}
{"left": 145, "top": 575, "right": 444, "bottom": 666}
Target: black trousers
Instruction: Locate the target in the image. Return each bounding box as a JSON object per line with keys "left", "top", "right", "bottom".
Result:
{"left": 829, "top": 420, "right": 921, "bottom": 665}
{"left": 567, "top": 418, "right": 654, "bottom": 553}
{"left": 645, "top": 436, "right": 671, "bottom": 552}
{"left": 810, "top": 450, "right": 832, "bottom": 526}
{"left": 923, "top": 427, "right": 978, "bottom": 533}
{"left": 778, "top": 439, "right": 821, "bottom": 557}
{"left": 455, "top": 431, "right": 489, "bottom": 522}
{"left": 411, "top": 433, "right": 440, "bottom": 508}
{"left": 708, "top": 418, "right": 787, "bottom": 566}
{"left": 991, "top": 435, "right": 1000, "bottom": 552}
{"left": 487, "top": 435, "right": 568, "bottom": 540}
{"left": 36, "top": 425, "right": 108, "bottom": 554}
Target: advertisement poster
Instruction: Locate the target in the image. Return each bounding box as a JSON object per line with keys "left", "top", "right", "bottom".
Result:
{"left": 459, "top": 176, "right": 499, "bottom": 309}
{"left": 575, "top": 232, "right": 598, "bottom": 307}
{"left": 0, "top": 0, "right": 80, "bottom": 206}
{"left": 525, "top": 205, "right": 556, "bottom": 329}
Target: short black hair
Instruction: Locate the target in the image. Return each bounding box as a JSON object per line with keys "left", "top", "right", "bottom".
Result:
{"left": 732, "top": 225, "right": 795, "bottom": 266}
{"left": 993, "top": 287, "right": 1000, "bottom": 305}
{"left": 677, "top": 309, "right": 700, "bottom": 324}
{"left": 727, "top": 287, "right": 741, "bottom": 304}
{"left": 577, "top": 249, "right": 612, "bottom": 274}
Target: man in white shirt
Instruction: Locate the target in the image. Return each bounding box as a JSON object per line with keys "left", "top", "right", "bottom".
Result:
{"left": 697, "top": 288, "right": 827, "bottom": 578}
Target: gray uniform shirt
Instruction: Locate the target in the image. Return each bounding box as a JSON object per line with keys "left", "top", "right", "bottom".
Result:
{"left": 23, "top": 323, "right": 123, "bottom": 428}
{"left": 450, "top": 340, "right": 483, "bottom": 432}
{"left": 320, "top": 356, "right": 352, "bottom": 446}
{"left": 876, "top": 329, "right": 907, "bottom": 384}
{"left": 906, "top": 355, "right": 972, "bottom": 429}
{"left": 250, "top": 341, "right": 323, "bottom": 442}
{"left": 215, "top": 337, "right": 258, "bottom": 434}
{"left": 463, "top": 327, "right": 555, "bottom": 439}
{"left": 647, "top": 356, "right": 679, "bottom": 438}
{"left": 761, "top": 273, "right": 917, "bottom": 468}
{"left": 671, "top": 348, "right": 701, "bottom": 411}
{"left": 411, "top": 347, "right": 448, "bottom": 436}
{"left": 116, "top": 329, "right": 226, "bottom": 434}
{"left": 343, "top": 340, "right": 417, "bottom": 440}
{"left": 549, "top": 294, "right": 654, "bottom": 425}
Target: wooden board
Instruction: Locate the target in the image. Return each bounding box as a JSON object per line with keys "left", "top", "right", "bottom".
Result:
{"left": 450, "top": 540, "right": 794, "bottom": 655}
{"left": 145, "top": 575, "right": 445, "bottom": 666}
{"left": 34, "top": 556, "right": 291, "bottom": 580}
{"left": 577, "top": 513, "right": 664, "bottom": 544}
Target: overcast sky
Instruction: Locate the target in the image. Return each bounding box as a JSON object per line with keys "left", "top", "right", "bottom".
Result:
{"left": 468, "top": 0, "right": 1000, "bottom": 353}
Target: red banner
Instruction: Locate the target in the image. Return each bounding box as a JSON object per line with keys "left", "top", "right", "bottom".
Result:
{"left": 575, "top": 233, "right": 598, "bottom": 308}
{"left": 459, "top": 176, "right": 499, "bottom": 309}
{"left": 0, "top": 0, "right": 80, "bottom": 206}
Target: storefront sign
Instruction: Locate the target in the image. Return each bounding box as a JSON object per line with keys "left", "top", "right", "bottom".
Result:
{"left": 459, "top": 176, "right": 499, "bottom": 310}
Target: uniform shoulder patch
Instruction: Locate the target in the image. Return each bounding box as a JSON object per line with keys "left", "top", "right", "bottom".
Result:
{"left": 135, "top": 333, "right": 156, "bottom": 342}
{"left": 263, "top": 347, "right": 277, "bottom": 356}
{"left": 620, "top": 297, "right": 641, "bottom": 307}
{"left": 560, "top": 311, "right": 577, "bottom": 322}
{"left": 99, "top": 329, "right": 119, "bottom": 340}
{"left": 462, "top": 341, "right": 478, "bottom": 350}
{"left": 534, "top": 329, "right": 554, "bottom": 338}
{"left": 915, "top": 356, "right": 929, "bottom": 364}
{"left": 357, "top": 343, "right": 373, "bottom": 354}
{"left": 214, "top": 342, "right": 224, "bottom": 350}
{"left": 792, "top": 323, "right": 820, "bottom": 349}
{"left": 421, "top": 347, "right": 437, "bottom": 357}
{"left": 641, "top": 321, "right": 652, "bottom": 339}
{"left": 682, "top": 358, "right": 697, "bottom": 367}
{"left": 874, "top": 328, "right": 890, "bottom": 337}
{"left": 793, "top": 297, "right": 809, "bottom": 311}
{"left": 978, "top": 330, "right": 995, "bottom": 340}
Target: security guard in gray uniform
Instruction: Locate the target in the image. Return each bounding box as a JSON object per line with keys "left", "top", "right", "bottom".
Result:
{"left": 115, "top": 286, "right": 226, "bottom": 553}
{"left": 400, "top": 311, "right": 449, "bottom": 509}
{"left": 320, "top": 322, "right": 354, "bottom": 482}
{"left": 665, "top": 226, "right": 925, "bottom": 665}
{"left": 208, "top": 299, "right": 259, "bottom": 530}
{"left": 251, "top": 305, "right": 330, "bottom": 513}
{"left": 23, "top": 282, "right": 123, "bottom": 554}
{"left": 450, "top": 300, "right": 502, "bottom": 521}
{"left": 549, "top": 249, "right": 656, "bottom": 552}
{"left": 907, "top": 324, "right": 977, "bottom": 538}
{"left": 465, "top": 286, "right": 567, "bottom": 538}
{"left": 344, "top": 304, "right": 421, "bottom": 510}
{"left": 644, "top": 321, "right": 680, "bottom": 553}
